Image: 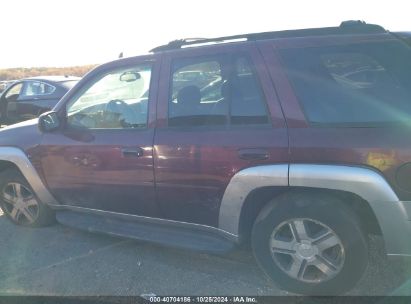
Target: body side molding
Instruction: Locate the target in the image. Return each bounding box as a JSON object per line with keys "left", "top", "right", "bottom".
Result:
{"left": 0, "top": 147, "right": 57, "bottom": 205}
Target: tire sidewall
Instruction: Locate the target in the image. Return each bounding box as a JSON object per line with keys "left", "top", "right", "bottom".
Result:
{"left": 252, "top": 192, "right": 368, "bottom": 295}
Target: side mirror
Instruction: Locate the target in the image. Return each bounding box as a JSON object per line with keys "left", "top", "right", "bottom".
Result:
{"left": 119, "top": 71, "right": 141, "bottom": 82}
{"left": 38, "top": 111, "right": 61, "bottom": 132}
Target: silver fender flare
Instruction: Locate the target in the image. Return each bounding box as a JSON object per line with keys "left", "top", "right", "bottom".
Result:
{"left": 218, "top": 164, "right": 410, "bottom": 255}
{"left": 0, "top": 147, "right": 57, "bottom": 205}
{"left": 289, "top": 164, "right": 398, "bottom": 202}
{"left": 218, "top": 164, "right": 289, "bottom": 236}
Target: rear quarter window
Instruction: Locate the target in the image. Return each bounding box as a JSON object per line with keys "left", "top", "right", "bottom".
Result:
{"left": 280, "top": 40, "right": 411, "bottom": 126}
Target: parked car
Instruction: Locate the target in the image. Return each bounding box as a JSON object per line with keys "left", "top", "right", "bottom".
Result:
{"left": 1, "top": 21, "right": 411, "bottom": 295}
{"left": 0, "top": 76, "right": 80, "bottom": 125}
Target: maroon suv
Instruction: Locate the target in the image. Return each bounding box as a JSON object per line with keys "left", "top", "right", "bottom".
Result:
{"left": 1, "top": 21, "right": 411, "bottom": 295}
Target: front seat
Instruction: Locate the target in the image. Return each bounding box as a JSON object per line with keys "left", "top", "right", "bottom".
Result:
{"left": 176, "top": 85, "right": 201, "bottom": 116}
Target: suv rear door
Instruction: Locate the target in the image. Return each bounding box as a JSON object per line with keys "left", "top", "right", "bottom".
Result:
{"left": 153, "top": 43, "right": 288, "bottom": 227}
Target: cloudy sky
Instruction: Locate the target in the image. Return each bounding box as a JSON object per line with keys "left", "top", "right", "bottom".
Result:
{"left": 0, "top": 0, "right": 409, "bottom": 68}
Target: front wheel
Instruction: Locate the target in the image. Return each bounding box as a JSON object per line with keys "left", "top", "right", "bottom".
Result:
{"left": 251, "top": 192, "right": 368, "bottom": 295}
{"left": 0, "top": 168, "right": 55, "bottom": 227}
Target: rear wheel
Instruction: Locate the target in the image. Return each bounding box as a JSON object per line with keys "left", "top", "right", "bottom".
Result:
{"left": 251, "top": 191, "right": 368, "bottom": 295}
{"left": 0, "top": 169, "right": 55, "bottom": 227}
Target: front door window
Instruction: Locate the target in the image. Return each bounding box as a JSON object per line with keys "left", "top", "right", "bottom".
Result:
{"left": 66, "top": 65, "right": 152, "bottom": 129}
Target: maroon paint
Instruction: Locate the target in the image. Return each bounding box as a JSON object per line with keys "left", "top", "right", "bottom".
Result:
{"left": 3, "top": 33, "right": 410, "bottom": 229}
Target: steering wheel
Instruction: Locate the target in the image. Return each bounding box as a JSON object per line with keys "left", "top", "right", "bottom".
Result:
{"left": 105, "top": 99, "right": 129, "bottom": 113}
{"left": 103, "top": 99, "right": 131, "bottom": 127}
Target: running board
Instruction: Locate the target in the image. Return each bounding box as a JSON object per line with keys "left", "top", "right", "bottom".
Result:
{"left": 56, "top": 210, "right": 236, "bottom": 254}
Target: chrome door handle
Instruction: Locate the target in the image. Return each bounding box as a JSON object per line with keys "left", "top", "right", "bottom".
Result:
{"left": 238, "top": 148, "right": 269, "bottom": 161}
{"left": 121, "top": 147, "right": 144, "bottom": 157}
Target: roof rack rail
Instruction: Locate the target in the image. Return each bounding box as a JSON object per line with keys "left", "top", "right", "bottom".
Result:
{"left": 150, "top": 21, "right": 386, "bottom": 53}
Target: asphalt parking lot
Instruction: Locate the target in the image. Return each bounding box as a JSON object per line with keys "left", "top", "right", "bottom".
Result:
{"left": 1, "top": 209, "right": 411, "bottom": 297}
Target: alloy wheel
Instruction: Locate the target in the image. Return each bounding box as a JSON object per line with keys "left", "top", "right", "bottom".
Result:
{"left": 270, "top": 218, "right": 345, "bottom": 283}
{"left": 1, "top": 182, "right": 39, "bottom": 225}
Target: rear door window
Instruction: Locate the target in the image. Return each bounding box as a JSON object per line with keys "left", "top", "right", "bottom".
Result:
{"left": 169, "top": 59, "right": 225, "bottom": 127}
{"left": 280, "top": 41, "right": 411, "bottom": 126}
{"left": 168, "top": 54, "right": 269, "bottom": 127}
{"left": 231, "top": 56, "right": 269, "bottom": 125}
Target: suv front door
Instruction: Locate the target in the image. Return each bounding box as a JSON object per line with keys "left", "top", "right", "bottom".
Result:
{"left": 38, "top": 59, "right": 159, "bottom": 217}
{"left": 154, "top": 44, "right": 289, "bottom": 227}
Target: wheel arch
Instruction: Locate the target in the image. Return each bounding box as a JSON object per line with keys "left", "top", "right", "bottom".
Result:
{"left": 237, "top": 186, "right": 383, "bottom": 246}
{"left": 218, "top": 164, "right": 407, "bottom": 255}
{"left": 0, "top": 160, "right": 19, "bottom": 173}
{"left": 0, "top": 147, "right": 57, "bottom": 205}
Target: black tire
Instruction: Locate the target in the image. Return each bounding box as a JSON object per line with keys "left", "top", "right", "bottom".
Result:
{"left": 0, "top": 168, "right": 55, "bottom": 227}
{"left": 251, "top": 191, "right": 368, "bottom": 295}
